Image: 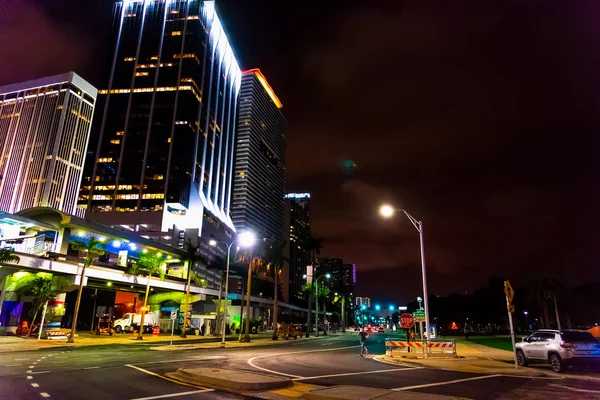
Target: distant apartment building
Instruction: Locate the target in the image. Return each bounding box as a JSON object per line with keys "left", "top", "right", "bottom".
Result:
{"left": 79, "top": 1, "right": 242, "bottom": 263}
{"left": 231, "top": 69, "right": 286, "bottom": 243}
{"left": 0, "top": 72, "right": 97, "bottom": 216}
{"left": 321, "top": 258, "right": 356, "bottom": 295}
{"left": 356, "top": 297, "right": 371, "bottom": 308}
{"left": 283, "top": 193, "right": 311, "bottom": 304}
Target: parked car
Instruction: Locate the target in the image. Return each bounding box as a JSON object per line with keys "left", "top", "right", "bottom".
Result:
{"left": 515, "top": 329, "right": 600, "bottom": 372}
{"left": 377, "top": 326, "right": 385, "bottom": 333}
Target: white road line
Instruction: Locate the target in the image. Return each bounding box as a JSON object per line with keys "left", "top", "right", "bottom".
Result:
{"left": 247, "top": 344, "right": 360, "bottom": 379}
{"left": 40, "top": 393, "right": 50, "bottom": 398}
{"left": 128, "top": 389, "right": 214, "bottom": 400}
{"left": 14, "top": 358, "right": 29, "bottom": 361}
{"left": 27, "top": 370, "right": 32, "bottom": 373}
{"left": 31, "top": 371, "right": 51, "bottom": 375}
{"left": 28, "top": 365, "right": 35, "bottom": 369}
{"left": 4, "top": 364, "right": 22, "bottom": 367}
{"left": 549, "top": 384, "right": 600, "bottom": 394}
{"left": 27, "top": 376, "right": 33, "bottom": 380}
{"left": 392, "top": 374, "right": 503, "bottom": 391}
{"left": 33, "top": 362, "right": 38, "bottom": 365}
{"left": 293, "top": 367, "right": 424, "bottom": 381}
{"left": 83, "top": 366, "right": 101, "bottom": 370}
{"left": 31, "top": 383, "right": 39, "bottom": 388}
{"left": 41, "top": 357, "right": 46, "bottom": 359}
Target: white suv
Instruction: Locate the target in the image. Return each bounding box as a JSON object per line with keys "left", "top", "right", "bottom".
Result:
{"left": 515, "top": 329, "right": 600, "bottom": 372}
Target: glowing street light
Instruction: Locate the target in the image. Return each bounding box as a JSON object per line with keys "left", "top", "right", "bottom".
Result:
{"left": 375, "top": 304, "right": 381, "bottom": 311}
{"left": 388, "top": 305, "right": 395, "bottom": 312}
{"left": 379, "top": 204, "right": 395, "bottom": 218}
{"left": 379, "top": 203, "right": 431, "bottom": 342}
{"left": 209, "top": 231, "right": 256, "bottom": 346}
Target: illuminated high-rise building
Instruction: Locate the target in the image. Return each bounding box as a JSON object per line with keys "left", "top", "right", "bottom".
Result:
{"left": 0, "top": 72, "right": 97, "bottom": 216}
{"left": 231, "top": 69, "right": 286, "bottom": 242}
{"left": 80, "top": 1, "right": 241, "bottom": 242}
{"left": 283, "top": 193, "right": 311, "bottom": 304}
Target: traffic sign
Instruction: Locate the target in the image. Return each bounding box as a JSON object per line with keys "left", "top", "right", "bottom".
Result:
{"left": 412, "top": 310, "right": 426, "bottom": 322}
{"left": 508, "top": 305, "right": 515, "bottom": 313}
{"left": 504, "top": 280, "right": 514, "bottom": 304}
{"left": 170, "top": 309, "right": 177, "bottom": 320}
{"left": 400, "top": 313, "right": 415, "bottom": 329}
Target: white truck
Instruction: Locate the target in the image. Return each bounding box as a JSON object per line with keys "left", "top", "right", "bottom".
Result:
{"left": 113, "top": 312, "right": 160, "bottom": 334}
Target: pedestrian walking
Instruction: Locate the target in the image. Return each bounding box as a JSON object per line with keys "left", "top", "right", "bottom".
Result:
{"left": 464, "top": 325, "right": 469, "bottom": 340}
{"left": 359, "top": 328, "right": 369, "bottom": 356}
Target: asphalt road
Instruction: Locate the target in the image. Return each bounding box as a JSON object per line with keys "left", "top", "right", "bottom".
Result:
{"left": 1, "top": 332, "right": 600, "bottom": 399}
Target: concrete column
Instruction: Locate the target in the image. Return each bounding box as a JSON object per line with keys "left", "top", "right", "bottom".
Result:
{"left": 58, "top": 227, "right": 71, "bottom": 254}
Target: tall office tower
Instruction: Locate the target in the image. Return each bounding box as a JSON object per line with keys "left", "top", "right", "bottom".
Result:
{"left": 231, "top": 69, "right": 286, "bottom": 242}
{"left": 343, "top": 263, "right": 356, "bottom": 294}
{"left": 283, "top": 193, "right": 311, "bottom": 304}
{"left": 0, "top": 72, "right": 97, "bottom": 216}
{"left": 80, "top": 1, "right": 241, "bottom": 242}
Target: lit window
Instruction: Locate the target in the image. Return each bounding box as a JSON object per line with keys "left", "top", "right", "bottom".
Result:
{"left": 153, "top": 174, "right": 164, "bottom": 180}
{"left": 170, "top": 10, "right": 179, "bottom": 14}
{"left": 167, "top": 138, "right": 171, "bottom": 143}
{"left": 124, "top": 57, "right": 136, "bottom": 62}
{"left": 135, "top": 72, "right": 149, "bottom": 77}
{"left": 239, "top": 172, "right": 245, "bottom": 177}
{"left": 142, "top": 193, "right": 165, "bottom": 200}
{"left": 150, "top": 56, "right": 159, "bottom": 60}
{"left": 110, "top": 139, "right": 121, "bottom": 144}
{"left": 118, "top": 185, "right": 133, "bottom": 190}
{"left": 98, "top": 157, "right": 113, "bottom": 163}
{"left": 116, "top": 131, "right": 124, "bottom": 136}
{"left": 171, "top": 31, "right": 182, "bottom": 36}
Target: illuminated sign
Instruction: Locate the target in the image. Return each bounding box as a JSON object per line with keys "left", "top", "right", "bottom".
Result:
{"left": 284, "top": 193, "right": 310, "bottom": 199}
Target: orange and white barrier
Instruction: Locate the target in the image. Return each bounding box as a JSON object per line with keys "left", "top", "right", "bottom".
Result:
{"left": 385, "top": 339, "right": 457, "bottom": 358}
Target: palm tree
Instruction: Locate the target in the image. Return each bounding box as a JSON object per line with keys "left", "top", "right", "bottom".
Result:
{"left": 529, "top": 275, "right": 563, "bottom": 329}
{"left": 333, "top": 292, "right": 352, "bottom": 332}
{"left": 26, "top": 277, "right": 56, "bottom": 336}
{"left": 304, "top": 235, "right": 323, "bottom": 337}
{"left": 68, "top": 237, "right": 105, "bottom": 343}
{"left": 127, "top": 252, "right": 165, "bottom": 340}
{"left": 0, "top": 248, "right": 20, "bottom": 266}
{"left": 180, "top": 241, "right": 202, "bottom": 338}
{"left": 263, "top": 240, "right": 288, "bottom": 340}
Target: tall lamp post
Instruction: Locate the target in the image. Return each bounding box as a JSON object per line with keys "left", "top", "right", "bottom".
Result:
{"left": 311, "top": 272, "right": 331, "bottom": 337}
{"left": 209, "top": 231, "right": 256, "bottom": 348}
{"left": 380, "top": 204, "right": 431, "bottom": 341}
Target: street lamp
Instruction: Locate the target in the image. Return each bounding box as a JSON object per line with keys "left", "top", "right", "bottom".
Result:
{"left": 379, "top": 204, "right": 431, "bottom": 341}
{"left": 388, "top": 305, "right": 395, "bottom": 312}
{"left": 209, "top": 231, "right": 256, "bottom": 347}
{"left": 375, "top": 304, "right": 381, "bottom": 311}
{"left": 313, "top": 272, "right": 331, "bottom": 337}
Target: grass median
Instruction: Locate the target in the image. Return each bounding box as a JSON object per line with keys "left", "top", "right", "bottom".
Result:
{"left": 468, "top": 335, "right": 523, "bottom": 351}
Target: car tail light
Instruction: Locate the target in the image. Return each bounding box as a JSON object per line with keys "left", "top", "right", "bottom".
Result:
{"left": 560, "top": 342, "right": 577, "bottom": 350}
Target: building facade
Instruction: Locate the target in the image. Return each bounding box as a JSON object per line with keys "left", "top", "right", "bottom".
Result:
{"left": 283, "top": 193, "right": 311, "bottom": 304}
{"left": 231, "top": 69, "right": 286, "bottom": 242}
{"left": 80, "top": 1, "right": 241, "bottom": 240}
{"left": 0, "top": 72, "right": 97, "bottom": 216}
{"left": 321, "top": 258, "right": 356, "bottom": 295}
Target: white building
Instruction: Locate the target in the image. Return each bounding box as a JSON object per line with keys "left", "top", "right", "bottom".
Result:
{"left": 0, "top": 72, "right": 97, "bottom": 216}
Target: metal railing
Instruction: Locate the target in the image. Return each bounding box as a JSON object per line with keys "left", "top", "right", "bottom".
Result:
{"left": 385, "top": 338, "right": 457, "bottom": 358}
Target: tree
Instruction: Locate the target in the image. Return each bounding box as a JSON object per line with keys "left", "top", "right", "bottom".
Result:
{"left": 26, "top": 277, "right": 56, "bottom": 336}
{"left": 127, "top": 252, "right": 165, "bottom": 340}
{"left": 333, "top": 292, "right": 352, "bottom": 332}
{"left": 180, "top": 241, "right": 202, "bottom": 338}
{"left": 0, "top": 248, "right": 20, "bottom": 266}
{"left": 263, "top": 240, "right": 288, "bottom": 340}
{"left": 528, "top": 275, "right": 563, "bottom": 329}
{"left": 68, "top": 237, "right": 105, "bottom": 343}
{"left": 304, "top": 235, "right": 323, "bottom": 337}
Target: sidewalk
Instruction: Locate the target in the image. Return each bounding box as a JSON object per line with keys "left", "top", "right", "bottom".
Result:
{"left": 0, "top": 331, "right": 270, "bottom": 352}
{"left": 0, "top": 330, "right": 350, "bottom": 353}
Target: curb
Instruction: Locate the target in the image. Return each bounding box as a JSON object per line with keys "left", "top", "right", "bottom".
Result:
{"left": 166, "top": 368, "right": 292, "bottom": 391}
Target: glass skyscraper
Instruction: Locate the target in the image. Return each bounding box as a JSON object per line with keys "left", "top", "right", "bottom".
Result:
{"left": 80, "top": 0, "right": 241, "bottom": 236}
{"left": 0, "top": 72, "right": 97, "bottom": 216}
{"left": 232, "top": 69, "right": 287, "bottom": 242}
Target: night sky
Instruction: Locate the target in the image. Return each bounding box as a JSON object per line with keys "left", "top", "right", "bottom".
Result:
{"left": 1, "top": 0, "right": 599, "bottom": 303}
